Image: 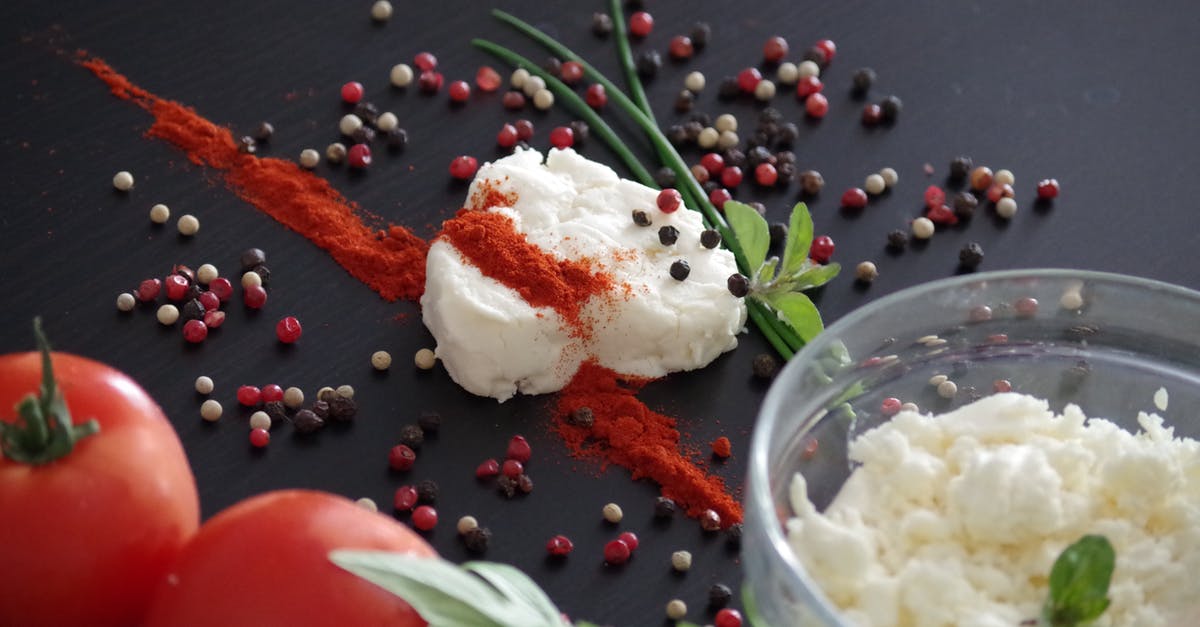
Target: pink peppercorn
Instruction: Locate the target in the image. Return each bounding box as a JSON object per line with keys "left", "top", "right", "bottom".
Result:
{"left": 243, "top": 284, "right": 268, "bottom": 309}
{"left": 182, "top": 319, "right": 208, "bottom": 343}
{"left": 448, "top": 80, "right": 471, "bottom": 102}
{"left": 700, "top": 152, "right": 725, "bottom": 176}
{"left": 340, "top": 81, "right": 364, "bottom": 104}
{"left": 754, "top": 163, "right": 778, "bottom": 186}
{"left": 475, "top": 66, "right": 501, "bottom": 91}
{"left": 709, "top": 187, "right": 732, "bottom": 209}
{"left": 841, "top": 187, "right": 868, "bottom": 209}
{"left": 795, "top": 75, "right": 823, "bottom": 99}
{"left": 1036, "top": 178, "right": 1060, "bottom": 199}
{"left": 656, "top": 188, "right": 682, "bottom": 213}
{"left": 628, "top": 11, "right": 653, "bottom": 37}
{"left": 198, "top": 291, "right": 220, "bottom": 311}
{"left": 275, "top": 316, "right": 302, "bottom": 343}
{"left": 347, "top": 144, "right": 372, "bottom": 168}
{"left": 261, "top": 384, "right": 284, "bottom": 403}
{"left": 249, "top": 428, "right": 270, "bottom": 448}
{"left": 720, "top": 166, "right": 744, "bottom": 188}
{"left": 809, "top": 235, "right": 835, "bottom": 263}
{"left": 413, "top": 51, "right": 437, "bottom": 72}
{"left": 763, "top": 36, "right": 788, "bottom": 63}
{"left": 585, "top": 84, "right": 608, "bottom": 109}
{"left": 549, "top": 126, "right": 574, "bottom": 149}
{"left": 805, "top": 92, "right": 829, "bottom": 117}
{"left": 135, "top": 278, "right": 162, "bottom": 302}
{"left": 164, "top": 274, "right": 189, "bottom": 301}
{"left": 560, "top": 61, "right": 584, "bottom": 84}
{"left": 449, "top": 155, "right": 479, "bottom": 180}
{"left": 603, "top": 539, "right": 631, "bottom": 565}
{"left": 736, "top": 67, "right": 762, "bottom": 93}
{"left": 880, "top": 397, "right": 902, "bottom": 416}
{"left": 209, "top": 277, "right": 233, "bottom": 302}
{"left": 924, "top": 185, "right": 946, "bottom": 209}
{"left": 506, "top": 435, "right": 533, "bottom": 463}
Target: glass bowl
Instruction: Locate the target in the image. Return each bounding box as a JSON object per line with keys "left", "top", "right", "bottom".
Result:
{"left": 744, "top": 269, "right": 1200, "bottom": 626}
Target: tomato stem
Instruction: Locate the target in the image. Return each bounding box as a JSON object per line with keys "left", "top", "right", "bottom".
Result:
{"left": 0, "top": 318, "right": 99, "bottom": 465}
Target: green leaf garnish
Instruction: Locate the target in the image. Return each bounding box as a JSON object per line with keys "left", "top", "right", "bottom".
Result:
{"left": 766, "top": 292, "right": 824, "bottom": 343}
{"left": 1041, "top": 535, "right": 1115, "bottom": 626}
{"left": 724, "top": 200, "right": 770, "bottom": 271}
{"left": 781, "top": 202, "right": 815, "bottom": 276}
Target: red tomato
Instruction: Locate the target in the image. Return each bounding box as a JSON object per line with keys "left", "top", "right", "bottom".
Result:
{"left": 144, "top": 489, "right": 435, "bottom": 627}
{"left": 0, "top": 350, "right": 200, "bottom": 627}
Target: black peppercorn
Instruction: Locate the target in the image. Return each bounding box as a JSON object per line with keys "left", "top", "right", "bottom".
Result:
{"left": 264, "top": 400, "right": 289, "bottom": 427}
{"left": 350, "top": 127, "right": 376, "bottom": 145}
{"left": 568, "top": 120, "right": 589, "bottom": 144}
{"left": 689, "top": 111, "right": 712, "bottom": 128}
{"left": 172, "top": 264, "right": 196, "bottom": 284}
{"left": 752, "top": 353, "right": 779, "bottom": 379}
{"left": 777, "top": 162, "right": 796, "bottom": 182}
{"left": 667, "top": 124, "right": 689, "bottom": 146}
{"left": 327, "top": 395, "right": 357, "bottom": 422}
{"left": 717, "top": 76, "right": 740, "bottom": 100}
{"left": 416, "top": 479, "right": 438, "bottom": 503}
{"left": 759, "top": 107, "right": 783, "bottom": 124}
{"left": 567, "top": 406, "right": 594, "bottom": 428}
{"left": 959, "top": 242, "right": 985, "bottom": 270}
{"left": 725, "top": 522, "right": 743, "bottom": 549}
{"left": 776, "top": 122, "right": 800, "bottom": 147}
{"left": 952, "top": 191, "right": 978, "bottom": 219}
{"left": 311, "top": 399, "right": 330, "bottom": 420}
{"left": 353, "top": 102, "right": 380, "bottom": 126}
{"left": 251, "top": 264, "right": 270, "bottom": 287}
{"left": 682, "top": 120, "right": 703, "bottom": 141}
{"left": 747, "top": 146, "right": 772, "bottom": 168}
{"left": 880, "top": 95, "right": 903, "bottom": 122}
{"left": 497, "top": 475, "right": 519, "bottom": 498}
{"left": 636, "top": 50, "right": 662, "bottom": 79}
{"left": 654, "top": 166, "right": 676, "bottom": 188}
{"left": 803, "top": 46, "right": 827, "bottom": 66}
{"left": 690, "top": 22, "right": 711, "bottom": 49}
{"left": 702, "top": 180, "right": 718, "bottom": 194}
{"left": 254, "top": 121, "right": 274, "bottom": 142}
{"left": 748, "top": 201, "right": 767, "bottom": 217}
{"left": 185, "top": 283, "right": 203, "bottom": 301}
{"left": 398, "top": 424, "right": 425, "bottom": 449}
{"left": 800, "top": 170, "right": 825, "bottom": 195}
{"left": 852, "top": 67, "right": 877, "bottom": 95}
{"left": 417, "top": 411, "right": 441, "bottom": 433}
{"left": 385, "top": 128, "right": 408, "bottom": 150}
{"left": 669, "top": 260, "right": 690, "bottom": 281}
{"left": 674, "top": 90, "right": 694, "bottom": 113}
{"left": 463, "top": 527, "right": 492, "bottom": 553}
{"left": 727, "top": 274, "right": 750, "bottom": 298}
{"left": 722, "top": 148, "right": 746, "bottom": 169}
{"left": 658, "top": 225, "right": 679, "bottom": 246}
{"left": 700, "top": 229, "right": 722, "bottom": 249}
{"left": 180, "top": 298, "right": 205, "bottom": 322}
{"left": 517, "top": 474, "right": 534, "bottom": 494}
{"left": 591, "top": 12, "right": 613, "bottom": 37}
{"left": 769, "top": 222, "right": 789, "bottom": 248}
{"left": 238, "top": 136, "right": 257, "bottom": 154}
{"left": 886, "top": 229, "right": 909, "bottom": 250}
{"left": 543, "top": 56, "right": 562, "bottom": 76}
{"left": 292, "top": 409, "right": 324, "bottom": 434}
{"left": 654, "top": 496, "right": 678, "bottom": 519}
{"left": 632, "top": 210, "right": 651, "bottom": 226}
{"left": 949, "top": 156, "right": 973, "bottom": 181}
{"left": 708, "top": 583, "right": 733, "bottom": 608}
{"left": 240, "top": 248, "right": 267, "bottom": 271}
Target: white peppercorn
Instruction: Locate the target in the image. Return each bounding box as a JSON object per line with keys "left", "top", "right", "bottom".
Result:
{"left": 912, "top": 217, "right": 935, "bottom": 239}
{"left": 283, "top": 386, "right": 305, "bottom": 409}
{"left": 414, "top": 348, "right": 436, "bottom": 370}
{"left": 112, "top": 171, "right": 134, "bottom": 191}
{"left": 177, "top": 214, "right": 200, "bottom": 236}
{"left": 200, "top": 399, "right": 223, "bottom": 422}
{"left": 532, "top": 88, "right": 554, "bottom": 110}
{"left": 684, "top": 71, "right": 705, "bottom": 92}
{"left": 299, "top": 149, "right": 320, "bottom": 169}
{"left": 776, "top": 61, "right": 798, "bottom": 84}
{"left": 371, "top": 350, "right": 393, "bottom": 370}
{"left": 602, "top": 502, "right": 623, "bottom": 523}
{"left": 157, "top": 304, "right": 180, "bottom": 326}
{"left": 671, "top": 550, "right": 693, "bottom": 572}
{"left": 116, "top": 292, "right": 136, "bottom": 312}
{"left": 149, "top": 203, "right": 170, "bottom": 224}
{"left": 879, "top": 167, "right": 899, "bottom": 188}
{"left": 370, "top": 0, "right": 392, "bottom": 21}
{"left": 194, "top": 375, "right": 214, "bottom": 394}
{"left": 390, "top": 63, "right": 414, "bottom": 87}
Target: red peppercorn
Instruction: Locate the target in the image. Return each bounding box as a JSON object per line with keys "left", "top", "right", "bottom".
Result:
{"left": 754, "top": 163, "right": 778, "bottom": 186}
{"left": 926, "top": 204, "right": 958, "bottom": 225}
{"left": 182, "top": 319, "right": 208, "bottom": 343}
{"left": 763, "top": 36, "right": 789, "bottom": 63}
{"left": 275, "top": 316, "right": 302, "bottom": 343}
{"left": 164, "top": 274, "right": 189, "bottom": 301}
{"left": 924, "top": 185, "right": 946, "bottom": 209}
{"left": 710, "top": 187, "right": 732, "bottom": 210}
{"left": 243, "top": 284, "right": 268, "bottom": 309}
{"left": 628, "top": 11, "right": 653, "bottom": 37}
{"left": 700, "top": 152, "right": 725, "bottom": 176}
{"left": 347, "top": 143, "right": 372, "bottom": 168}
{"left": 411, "top": 505, "right": 438, "bottom": 531}
{"left": 208, "top": 277, "right": 233, "bottom": 302}
{"left": 841, "top": 187, "right": 868, "bottom": 209}
{"left": 715, "top": 608, "right": 744, "bottom": 627}
{"left": 417, "top": 70, "right": 443, "bottom": 93}
{"left": 448, "top": 80, "right": 471, "bottom": 102}
{"left": 814, "top": 38, "right": 837, "bottom": 62}
{"left": 389, "top": 444, "right": 417, "bottom": 471}
{"left": 135, "top": 278, "right": 162, "bottom": 302}
{"left": 603, "top": 539, "right": 631, "bottom": 565}
{"left": 986, "top": 183, "right": 1015, "bottom": 203}
{"left": 546, "top": 535, "right": 574, "bottom": 556}
{"left": 805, "top": 92, "right": 829, "bottom": 117}
{"left": 340, "top": 81, "right": 364, "bottom": 104}
{"left": 669, "top": 35, "right": 694, "bottom": 60}
{"left": 1036, "top": 178, "right": 1060, "bottom": 199}
{"left": 795, "top": 75, "right": 823, "bottom": 99}
{"left": 810, "top": 235, "right": 835, "bottom": 263}
{"left": 560, "top": 61, "right": 584, "bottom": 84}
{"left": 617, "top": 531, "right": 639, "bottom": 551}
{"left": 249, "top": 428, "right": 270, "bottom": 448}
{"left": 502, "top": 91, "right": 526, "bottom": 110}
{"left": 198, "top": 291, "right": 220, "bottom": 312}
{"left": 514, "top": 119, "right": 535, "bottom": 140}
{"left": 736, "top": 67, "right": 762, "bottom": 93}
{"left": 393, "top": 485, "right": 418, "bottom": 511}
{"left": 549, "top": 126, "right": 574, "bottom": 149}
{"left": 862, "top": 103, "right": 883, "bottom": 125}
{"left": 237, "top": 386, "right": 262, "bottom": 407}
{"left": 585, "top": 83, "right": 607, "bottom": 109}
{"left": 720, "top": 166, "right": 744, "bottom": 188}
{"left": 657, "top": 188, "right": 682, "bottom": 213}
{"left": 496, "top": 124, "right": 518, "bottom": 149}
{"left": 202, "top": 310, "right": 225, "bottom": 329}
{"left": 261, "top": 384, "right": 284, "bottom": 403}
{"left": 501, "top": 459, "right": 524, "bottom": 478}
{"left": 413, "top": 51, "right": 437, "bottom": 72}
{"left": 449, "top": 155, "right": 479, "bottom": 180}
{"left": 506, "top": 435, "right": 533, "bottom": 463}
{"left": 475, "top": 458, "right": 500, "bottom": 479}
{"left": 475, "top": 66, "right": 501, "bottom": 91}
{"left": 881, "top": 397, "right": 902, "bottom": 416}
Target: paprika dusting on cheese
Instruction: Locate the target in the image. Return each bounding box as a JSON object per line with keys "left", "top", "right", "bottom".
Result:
{"left": 77, "top": 52, "right": 427, "bottom": 302}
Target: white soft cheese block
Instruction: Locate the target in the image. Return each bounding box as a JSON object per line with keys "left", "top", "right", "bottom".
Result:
{"left": 787, "top": 393, "right": 1200, "bottom": 627}
{"left": 421, "top": 148, "right": 747, "bottom": 401}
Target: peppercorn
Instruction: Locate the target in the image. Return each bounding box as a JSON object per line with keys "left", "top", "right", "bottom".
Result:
{"left": 666, "top": 598, "right": 688, "bottom": 619}
{"left": 654, "top": 166, "right": 676, "bottom": 188}
{"left": 632, "top": 210, "right": 652, "bottom": 227}
{"left": 674, "top": 90, "right": 694, "bottom": 112}
{"left": 292, "top": 409, "right": 324, "bottom": 434}
{"left": 769, "top": 222, "right": 788, "bottom": 249}
{"left": 886, "top": 229, "right": 909, "bottom": 250}
{"left": 669, "top": 260, "right": 690, "bottom": 281}
{"left": 654, "top": 496, "right": 678, "bottom": 519}
{"left": 799, "top": 169, "right": 824, "bottom": 195}
{"left": 496, "top": 475, "right": 519, "bottom": 498}
{"left": 959, "top": 242, "right": 985, "bottom": 270}
{"left": 776, "top": 122, "right": 799, "bottom": 147}
{"left": 855, "top": 261, "right": 879, "bottom": 283}
{"left": 667, "top": 124, "right": 690, "bottom": 146}
{"left": 752, "top": 353, "right": 779, "bottom": 379}
{"left": 726, "top": 522, "right": 743, "bottom": 548}
{"left": 568, "top": 406, "right": 594, "bottom": 428}
{"left": 350, "top": 126, "right": 375, "bottom": 145}
{"left": 700, "top": 229, "right": 722, "bottom": 249}
{"left": 690, "top": 22, "right": 711, "bottom": 48}
{"left": 717, "top": 76, "right": 740, "bottom": 100}
{"left": 417, "top": 411, "right": 441, "bottom": 433}
{"left": 636, "top": 50, "right": 662, "bottom": 78}
{"left": 416, "top": 479, "right": 438, "bottom": 503}
{"left": 568, "top": 120, "right": 589, "bottom": 144}
{"left": 463, "top": 526, "right": 492, "bottom": 553}
{"left": 517, "top": 474, "right": 534, "bottom": 494}
{"left": 240, "top": 248, "right": 267, "bottom": 272}
{"left": 264, "top": 400, "right": 289, "bottom": 427}
{"left": 658, "top": 225, "right": 679, "bottom": 246}
{"left": 326, "top": 142, "right": 347, "bottom": 163}
{"left": 602, "top": 502, "right": 624, "bottom": 523}
{"left": 398, "top": 424, "right": 425, "bottom": 449}
{"left": 949, "top": 156, "right": 973, "bottom": 181}
{"left": 180, "top": 298, "right": 205, "bottom": 322}
{"left": 709, "top": 583, "right": 733, "bottom": 608}
{"left": 700, "top": 509, "right": 722, "bottom": 531}
{"left": 254, "top": 121, "right": 274, "bottom": 142}
{"left": 324, "top": 395, "right": 355, "bottom": 422}
{"left": 727, "top": 274, "right": 749, "bottom": 298}
{"left": 852, "top": 67, "right": 876, "bottom": 95}
{"left": 880, "top": 95, "right": 903, "bottom": 122}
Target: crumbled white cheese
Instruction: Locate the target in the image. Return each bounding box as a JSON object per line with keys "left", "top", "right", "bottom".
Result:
{"left": 787, "top": 393, "right": 1200, "bottom": 627}
{"left": 422, "top": 148, "right": 746, "bottom": 401}
{"left": 1154, "top": 386, "right": 1169, "bottom": 411}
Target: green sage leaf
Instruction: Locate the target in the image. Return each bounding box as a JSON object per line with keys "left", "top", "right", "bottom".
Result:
{"left": 780, "top": 202, "right": 814, "bottom": 276}
{"left": 464, "top": 562, "right": 563, "bottom": 624}
{"left": 767, "top": 292, "right": 824, "bottom": 343}
{"left": 1042, "top": 535, "right": 1115, "bottom": 626}
{"left": 724, "top": 200, "right": 770, "bottom": 272}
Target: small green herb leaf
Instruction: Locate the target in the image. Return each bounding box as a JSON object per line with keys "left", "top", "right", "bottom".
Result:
{"left": 789, "top": 262, "right": 841, "bottom": 292}
{"left": 1042, "top": 535, "right": 1115, "bottom": 626}
{"left": 464, "top": 562, "right": 563, "bottom": 624}
{"left": 780, "top": 202, "right": 814, "bottom": 276}
{"left": 755, "top": 256, "right": 780, "bottom": 285}
{"left": 724, "top": 200, "right": 770, "bottom": 272}
{"left": 766, "top": 292, "right": 824, "bottom": 343}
